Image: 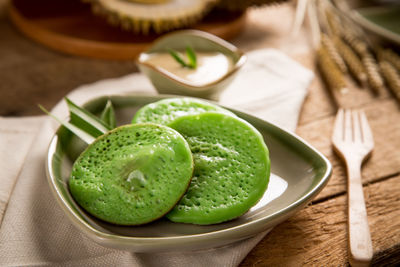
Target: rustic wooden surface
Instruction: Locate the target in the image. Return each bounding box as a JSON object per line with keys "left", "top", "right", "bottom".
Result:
{"left": 0, "top": 1, "right": 399, "bottom": 266}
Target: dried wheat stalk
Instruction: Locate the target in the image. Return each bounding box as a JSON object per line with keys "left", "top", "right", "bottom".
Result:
{"left": 317, "top": 44, "right": 348, "bottom": 94}
{"left": 321, "top": 33, "right": 348, "bottom": 74}
{"left": 379, "top": 61, "right": 400, "bottom": 102}
{"left": 325, "top": 9, "right": 341, "bottom": 36}
{"left": 339, "top": 28, "right": 385, "bottom": 94}
{"left": 378, "top": 48, "right": 400, "bottom": 72}
{"left": 333, "top": 37, "right": 367, "bottom": 87}
{"left": 341, "top": 29, "right": 368, "bottom": 55}
{"left": 362, "top": 51, "right": 385, "bottom": 95}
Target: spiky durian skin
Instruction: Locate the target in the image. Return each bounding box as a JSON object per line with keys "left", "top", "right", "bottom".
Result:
{"left": 215, "top": 0, "right": 287, "bottom": 11}
{"left": 85, "top": 0, "right": 217, "bottom": 35}
{"left": 126, "top": 0, "right": 172, "bottom": 4}
{"left": 84, "top": 0, "right": 288, "bottom": 35}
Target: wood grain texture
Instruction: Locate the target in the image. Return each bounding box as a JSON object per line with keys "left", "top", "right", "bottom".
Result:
{"left": 240, "top": 175, "right": 400, "bottom": 266}
{"left": 297, "top": 99, "right": 400, "bottom": 201}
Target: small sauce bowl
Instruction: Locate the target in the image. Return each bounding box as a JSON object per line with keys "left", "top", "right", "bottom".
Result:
{"left": 137, "top": 30, "right": 246, "bottom": 99}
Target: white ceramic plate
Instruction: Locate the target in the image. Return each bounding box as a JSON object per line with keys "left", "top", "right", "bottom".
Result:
{"left": 46, "top": 95, "right": 332, "bottom": 252}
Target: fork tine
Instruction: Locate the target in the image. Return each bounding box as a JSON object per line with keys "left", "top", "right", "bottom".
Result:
{"left": 352, "top": 110, "right": 362, "bottom": 142}
{"left": 360, "top": 110, "right": 374, "bottom": 144}
{"left": 344, "top": 109, "right": 352, "bottom": 142}
{"left": 332, "top": 108, "right": 344, "bottom": 141}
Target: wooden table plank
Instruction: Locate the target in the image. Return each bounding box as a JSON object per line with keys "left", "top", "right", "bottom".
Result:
{"left": 240, "top": 174, "right": 400, "bottom": 266}
{"left": 296, "top": 98, "right": 400, "bottom": 201}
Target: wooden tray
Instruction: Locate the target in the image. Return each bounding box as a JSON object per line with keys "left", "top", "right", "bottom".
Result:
{"left": 9, "top": 0, "right": 247, "bottom": 60}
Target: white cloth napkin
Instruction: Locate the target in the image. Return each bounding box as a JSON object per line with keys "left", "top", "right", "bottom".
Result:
{"left": 0, "top": 49, "right": 313, "bottom": 266}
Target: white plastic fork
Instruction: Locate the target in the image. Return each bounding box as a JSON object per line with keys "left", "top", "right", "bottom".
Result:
{"left": 332, "top": 109, "right": 374, "bottom": 267}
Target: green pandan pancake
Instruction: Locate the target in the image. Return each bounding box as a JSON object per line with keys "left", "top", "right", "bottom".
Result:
{"left": 132, "top": 97, "right": 235, "bottom": 125}
{"left": 166, "top": 112, "right": 270, "bottom": 225}
{"left": 69, "top": 123, "right": 193, "bottom": 225}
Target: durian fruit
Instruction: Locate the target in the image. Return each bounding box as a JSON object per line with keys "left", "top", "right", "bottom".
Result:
{"left": 215, "top": 0, "right": 287, "bottom": 12}
{"left": 127, "top": 0, "right": 171, "bottom": 4}
{"left": 85, "top": 0, "right": 289, "bottom": 35}
{"left": 86, "top": 0, "right": 218, "bottom": 34}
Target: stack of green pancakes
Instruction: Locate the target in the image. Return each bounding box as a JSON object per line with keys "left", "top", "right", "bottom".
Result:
{"left": 69, "top": 97, "right": 270, "bottom": 225}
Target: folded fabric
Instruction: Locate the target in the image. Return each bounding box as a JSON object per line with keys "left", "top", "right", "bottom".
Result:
{"left": 0, "top": 49, "right": 313, "bottom": 267}
{"left": 0, "top": 116, "right": 43, "bottom": 222}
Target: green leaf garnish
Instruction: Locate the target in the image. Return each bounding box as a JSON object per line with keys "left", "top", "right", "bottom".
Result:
{"left": 169, "top": 46, "right": 197, "bottom": 69}
{"left": 100, "top": 100, "right": 117, "bottom": 129}
{"left": 169, "top": 49, "right": 189, "bottom": 68}
{"left": 39, "top": 105, "right": 96, "bottom": 145}
{"left": 65, "top": 97, "right": 109, "bottom": 137}
{"left": 186, "top": 46, "right": 197, "bottom": 69}
{"left": 39, "top": 98, "right": 116, "bottom": 145}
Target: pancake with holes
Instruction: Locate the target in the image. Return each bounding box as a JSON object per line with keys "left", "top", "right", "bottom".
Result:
{"left": 166, "top": 112, "right": 270, "bottom": 225}
{"left": 69, "top": 123, "right": 194, "bottom": 225}
{"left": 132, "top": 97, "right": 235, "bottom": 125}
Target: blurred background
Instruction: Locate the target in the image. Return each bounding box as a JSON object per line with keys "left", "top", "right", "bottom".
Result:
{"left": 0, "top": 0, "right": 399, "bottom": 115}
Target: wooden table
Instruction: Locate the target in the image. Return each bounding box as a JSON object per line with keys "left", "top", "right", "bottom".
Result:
{"left": 1, "top": 1, "right": 399, "bottom": 266}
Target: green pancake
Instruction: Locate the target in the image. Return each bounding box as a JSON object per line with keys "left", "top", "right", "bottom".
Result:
{"left": 131, "top": 97, "right": 235, "bottom": 125}
{"left": 69, "top": 123, "right": 194, "bottom": 225}
{"left": 166, "top": 112, "right": 270, "bottom": 225}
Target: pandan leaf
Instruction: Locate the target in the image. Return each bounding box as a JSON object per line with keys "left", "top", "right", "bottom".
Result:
{"left": 186, "top": 46, "right": 197, "bottom": 69}
{"left": 39, "top": 105, "right": 96, "bottom": 145}
{"left": 100, "top": 100, "right": 117, "bottom": 129}
{"left": 65, "top": 98, "right": 109, "bottom": 137}
{"left": 169, "top": 46, "right": 197, "bottom": 69}
{"left": 169, "top": 49, "right": 189, "bottom": 68}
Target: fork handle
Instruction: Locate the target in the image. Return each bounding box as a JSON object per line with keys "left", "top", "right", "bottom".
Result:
{"left": 347, "top": 161, "right": 373, "bottom": 267}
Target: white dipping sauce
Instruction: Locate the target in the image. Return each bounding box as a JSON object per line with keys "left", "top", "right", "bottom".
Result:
{"left": 141, "top": 51, "right": 233, "bottom": 86}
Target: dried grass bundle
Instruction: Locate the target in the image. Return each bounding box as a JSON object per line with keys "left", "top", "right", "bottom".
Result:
{"left": 362, "top": 51, "right": 385, "bottom": 95}
{"left": 325, "top": 10, "right": 341, "bottom": 36}
{"left": 341, "top": 29, "right": 368, "bottom": 56}
{"left": 317, "top": 44, "right": 347, "bottom": 94}
{"left": 378, "top": 48, "right": 400, "bottom": 72}
{"left": 339, "top": 27, "right": 385, "bottom": 94}
{"left": 321, "top": 33, "right": 348, "bottom": 74}
{"left": 379, "top": 61, "right": 400, "bottom": 102}
{"left": 333, "top": 37, "right": 367, "bottom": 86}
